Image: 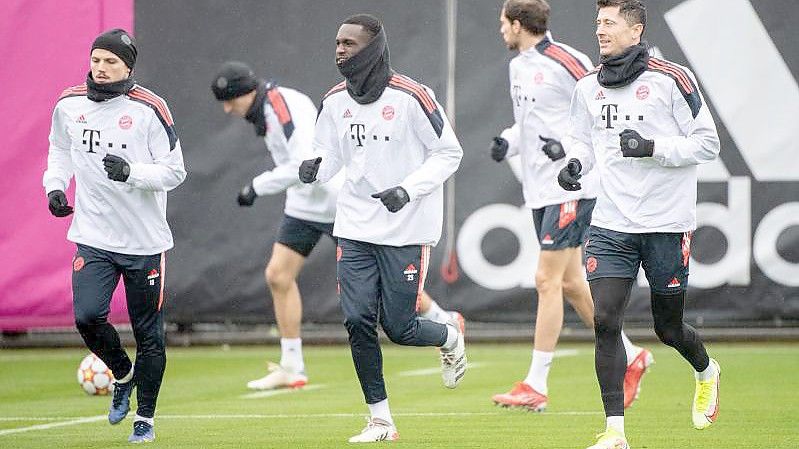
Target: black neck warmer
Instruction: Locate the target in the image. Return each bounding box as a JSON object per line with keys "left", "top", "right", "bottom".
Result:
{"left": 86, "top": 72, "right": 134, "bottom": 102}
{"left": 338, "top": 27, "right": 393, "bottom": 105}
{"left": 244, "top": 81, "right": 271, "bottom": 136}
{"left": 598, "top": 43, "right": 649, "bottom": 89}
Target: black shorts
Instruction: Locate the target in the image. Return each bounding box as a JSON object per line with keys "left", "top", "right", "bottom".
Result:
{"left": 532, "top": 199, "right": 595, "bottom": 250}
{"left": 584, "top": 226, "right": 692, "bottom": 294}
{"left": 276, "top": 215, "right": 335, "bottom": 257}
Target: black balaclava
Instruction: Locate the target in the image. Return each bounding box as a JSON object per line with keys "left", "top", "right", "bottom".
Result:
{"left": 244, "top": 81, "right": 272, "bottom": 136}
{"left": 86, "top": 74, "right": 134, "bottom": 102}
{"left": 337, "top": 26, "right": 393, "bottom": 104}
{"left": 87, "top": 29, "right": 137, "bottom": 102}
{"left": 597, "top": 42, "right": 649, "bottom": 89}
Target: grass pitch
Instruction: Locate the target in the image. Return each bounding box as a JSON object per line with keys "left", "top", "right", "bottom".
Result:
{"left": 1, "top": 342, "right": 797, "bottom": 448}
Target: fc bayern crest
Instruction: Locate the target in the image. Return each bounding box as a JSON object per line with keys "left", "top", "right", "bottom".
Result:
{"left": 118, "top": 115, "right": 133, "bottom": 129}
{"left": 636, "top": 85, "right": 650, "bottom": 100}
{"left": 382, "top": 105, "right": 395, "bottom": 120}
{"left": 534, "top": 72, "right": 544, "bottom": 84}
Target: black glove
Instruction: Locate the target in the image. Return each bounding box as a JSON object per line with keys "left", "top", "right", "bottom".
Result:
{"left": 619, "top": 129, "right": 654, "bottom": 158}
{"left": 47, "top": 190, "right": 74, "bottom": 217}
{"left": 557, "top": 158, "right": 583, "bottom": 191}
{"left": 371, "top": 186, "right": 410, "bottom": 213}
{"left": 299, "top": 157, "right": 322, "bottom": 183}
{"left": 237, "top": 183, "right": 257, "bottom": 207}
{"left": 539, "top": 135, "right": 565, "bottom": 161}
{"left": 490, "top": 136, "right": 509, "bottom": 162}
{"left": 102, "top": 154, "right": 130, "bottom": 182}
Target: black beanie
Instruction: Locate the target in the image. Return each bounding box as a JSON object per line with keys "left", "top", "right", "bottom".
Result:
{"left": 91, "top": 29, "right": 137, "bottom": 70}
{"left": 212, "top": 61, "right": 259, "bottom": 101}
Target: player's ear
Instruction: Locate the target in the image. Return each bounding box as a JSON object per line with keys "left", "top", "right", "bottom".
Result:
{"left": 632, "top": 23, "right": 644, "bottom": 41}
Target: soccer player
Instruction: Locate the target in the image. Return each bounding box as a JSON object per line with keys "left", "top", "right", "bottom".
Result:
{"left": 490, "top": 0, "right": 652, "bottom": 413}
{"left": 299, "top": 14, "right": 466, "bottom": 442}
{"left": 558, "top": 1, "right": 721, "bottom": 447}
{"left": 43, "top": 29, "right": 186, "bottom": 443}
{"left": 210, "top": 62, "right": 463, "bottom": 390}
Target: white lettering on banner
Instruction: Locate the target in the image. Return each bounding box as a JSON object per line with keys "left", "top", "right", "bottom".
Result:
{"left": 456, "top": 204, "right": 539, "bottom": 290}
{"left": 458, "top": 0, "right": 799, "bottom": 290}
{"left": 665, "top": 0, "right": 799, "bottom": 182}
{"left": 637, "top": 177, "right": 752, "bottom": 289}
{"left": 688, "top": 178, "right": 753, "bottom": 287}
{"left": 754, "top": 203, "right": 799, "bottom": 287}
{"left": 461, "top": 178, "right": 796, "bottom": 290}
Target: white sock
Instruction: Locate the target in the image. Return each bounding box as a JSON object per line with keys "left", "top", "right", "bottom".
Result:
{"left": 695, "top": 359, "right": 717, "bottom": 381}
{"left": 523, "top": 350, "right": 553, "bottom": 395}
{"left": 367, "top": 399, "right": 393, "bottom": 426}
{"left": 606, "top": 416, "right": 624, "bottom": 435}
{"left": 117, "top": 366, "right": 134, "bottom": 384}
{"left": 442, "top": 324, "right": 458, "bottom": 350}
{"left": 620, "top": 331, "right": 638, "bottom": 366}
{"left": 279, "top": 338, "right": 305, "bottom": 373}
{"left": 134, "top": 414, "right": 154, "bottom": 426}
{"left": 420, "top": 300, "right": 450, "bottom": 324}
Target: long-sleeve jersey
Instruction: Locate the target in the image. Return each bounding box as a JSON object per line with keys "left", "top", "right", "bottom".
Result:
{"left": 500, "top": 36, "right": 598, "bottom": 209}
{"left": 564, "top": 57, "right": 720, "bottom": 233}
{"left": 43, "top": 83, "right": 186, "bottom": 255}
{"left": 251, "top": 86, "right": 340, "bottom": 223}
{"left": 312, "top": 74, "right": 463, "bottom": 247}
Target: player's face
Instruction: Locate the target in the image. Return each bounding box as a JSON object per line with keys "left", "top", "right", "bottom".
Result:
{"left": 596, "top": 6, "right": 643, "bottom": 57}
{"left": 221, "top": 90, "right": 257, "bottom": 118}
{"left": 499, "top": 9, "right": 520, "bottom": 51}
{"left": 336, "top": 24, "right": 372, "bottom": 66}
{"left": 90, "top": 49, "right": 130, "bottom": 84}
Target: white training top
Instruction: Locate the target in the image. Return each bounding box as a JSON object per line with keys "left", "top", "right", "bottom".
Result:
{"left": 312, "top": 74, "right": 463, "bottom": 247}
{"left": 251, "top": 86, "right": 341, "bottom": 223}
{"left": 500, "top": 36, "right": 598, "bottom": 209}
{"left": 43, "top": 83, "right": 186, "bottom": 255}
{"left": 564, "top": 57, "right": 720, "bottom": 233}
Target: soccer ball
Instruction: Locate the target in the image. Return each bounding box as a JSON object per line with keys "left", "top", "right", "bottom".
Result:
{"left": 77, "top": 353, "right": 116, "bottom": 395}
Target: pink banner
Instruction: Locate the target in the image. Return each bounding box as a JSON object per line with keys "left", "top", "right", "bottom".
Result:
{"left": 0, "top": 0, "right": 134, "bottom": 330}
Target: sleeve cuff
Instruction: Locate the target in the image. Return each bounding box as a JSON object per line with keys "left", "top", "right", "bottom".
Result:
{"left": 651, "top": 138, "right": 667, "bottom": 162}
{"left": 44, "top": 180, "right": 67, "bottom": 194}
{"left": 400, "top": 184, "right": 416, "bottom": 202}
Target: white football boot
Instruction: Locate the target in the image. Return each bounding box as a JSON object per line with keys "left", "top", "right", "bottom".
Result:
{"left": 246, "top": 362, "right": 307, "bottom": 390}
{"left": 348, "top": 417, "right": 399, "bottom": 443}
{"left": 439, "top": 317, "right": 467, "bottom": 388}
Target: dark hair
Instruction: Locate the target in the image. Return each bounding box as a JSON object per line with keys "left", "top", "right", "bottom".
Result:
{"left": 342, "top": 14, "right": 382, "bottom": 39}
{"left": 597, "top": 0, "right": 647, "bottom": 32}
{"left": 502, "top": 0, "right": 550, "bottom": 35}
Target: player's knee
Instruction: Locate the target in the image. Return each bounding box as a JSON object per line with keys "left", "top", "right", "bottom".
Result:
{"left": 265, "top": 264, "right": 292, "bottom": 292}
{"left": 383, "top": 320, "right": 416, "bottom": 345}
{"left": 535, "top": 271, "right": 562, "bottom": 295}
{"left": 74, "top": 310, "right": 106, "bottom": 328}
{"left": 593, "top": 309, "right": 622, "bottom": 337}
{"left": 344, "top": 313, "right": 373, "bottom": 336}
{"left": 654, "top": 321, "right": 682, "bottom": 347}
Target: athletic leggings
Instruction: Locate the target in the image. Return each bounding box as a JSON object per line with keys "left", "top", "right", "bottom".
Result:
{"left": 590, "top": 277, "right": 709, "bottom": 416}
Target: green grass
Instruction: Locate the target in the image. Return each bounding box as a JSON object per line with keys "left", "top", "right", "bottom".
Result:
{"left": 0, "top": 343, "right": 797, "bottom": 448}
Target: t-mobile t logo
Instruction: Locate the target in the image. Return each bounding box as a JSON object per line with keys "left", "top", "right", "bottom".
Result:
{"left": 350, "top": 123, "right": 366, "bottom": 147}
{"left": 82, "top": 129, "right": 101, "bottom": 153}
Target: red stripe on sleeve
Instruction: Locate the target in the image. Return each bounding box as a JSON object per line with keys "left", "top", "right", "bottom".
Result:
{"left": 267, "top": 89, "right": 292, "bottom": 125}
{"left": 545, "top": 46, "right": 587, "bottom": 80}
{"left": 649, "top": 59, "right": 694, "bottom": 93}
{"left": 389, "top": 76, "right": 436, "bottom": 113}
{"left": 129, "top": 89, "right": 174, "bottom": 125}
